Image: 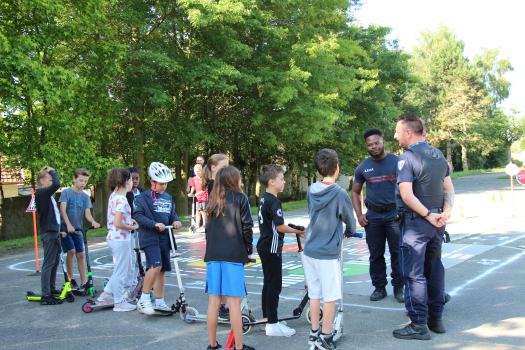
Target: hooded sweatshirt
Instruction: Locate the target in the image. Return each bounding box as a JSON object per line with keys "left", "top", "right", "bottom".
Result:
{"left": 304, "top": 182, "right": 356, "bottom": 260}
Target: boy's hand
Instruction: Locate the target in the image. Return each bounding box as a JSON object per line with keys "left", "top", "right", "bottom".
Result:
{"left": 45, "top": 167, "right": 55, "bottom": 172}
{"left": 131, "top": 219, "right": 139, "bottom": 230}
{"left": 67, "top": 224, "right": 75, "bottom": 233}
{"left": 173, "top": 221, "right": 182, "bottom": 230}
{"left": 60, "top": 232, "right": 67, "bottom": 238}
{"left": 155, "top": 223, "right": 166, "bottom": 232}
{"left": 299, "top": 232, "right": 305, "bottom": 238}
{"left": 92, "top": 221, "right": 101, "bottom": 230}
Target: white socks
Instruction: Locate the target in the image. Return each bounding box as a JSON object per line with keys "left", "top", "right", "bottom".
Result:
{"left": 140, "top": 293, "right": 150, "bottom": 302}
{"left": 155, "top": 298, "right": 164, "bottom": 306}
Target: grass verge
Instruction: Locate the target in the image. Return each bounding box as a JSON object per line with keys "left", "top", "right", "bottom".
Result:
{"left": 450, "top": 168, "right": 504, "bottom": 179}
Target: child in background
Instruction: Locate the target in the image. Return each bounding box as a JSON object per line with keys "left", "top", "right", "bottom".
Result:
{"left": 204, "top": 166, "right": 255, "bottom": 350}
{"left": 97, "top": 168, "right": 138, "bottom": 312}
{"left": 35, "top": 166, "right": 63, "bottom": 305}
{"left": 134, "top": 162, "right": 182, "bottom": 315}
{"left": 304, "top": 149, "right": 356, "bottom": 350}
{"left": 188, "top": 163, "right": 208, "bottom": 233}
{"left": 58, "top": 168, "right": 100, "bottom": 292}
{"left": 125, "top": 167, "right": 145, "bottom": 297}
{"left": 202, "top": 153, "right": 230, "bottom": 318}
{"left": 257, "top": 165, "right": 305, "bottom": 337}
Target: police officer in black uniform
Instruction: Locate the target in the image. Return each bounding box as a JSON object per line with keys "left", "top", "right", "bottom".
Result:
{"left": 392, "top": 115, "right": 455, "bottom": 340}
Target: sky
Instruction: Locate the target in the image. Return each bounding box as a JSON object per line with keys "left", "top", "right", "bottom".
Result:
{"left": 354, "top": 0, "right": 525, "bottom": 114}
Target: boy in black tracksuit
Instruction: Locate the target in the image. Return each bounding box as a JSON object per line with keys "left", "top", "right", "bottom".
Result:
{"left": 257, "top": 165, "right": 305, "bottom": 337}
{"left": 35, "top": 167, "right": 63, "bottom": 305}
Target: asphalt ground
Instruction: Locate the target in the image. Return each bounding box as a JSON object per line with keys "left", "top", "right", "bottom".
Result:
{"left": 1, "top": 171, "right": 524, "bottom": 350}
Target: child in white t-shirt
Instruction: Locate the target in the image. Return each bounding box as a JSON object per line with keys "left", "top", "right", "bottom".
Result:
{"left": 97, "top": 168, "right": 139, "bottom": 312}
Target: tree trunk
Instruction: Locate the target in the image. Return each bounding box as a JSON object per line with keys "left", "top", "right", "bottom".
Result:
{"left": 461, "top": 143, "right": 469, "bottom": 171}
{"left": 175, "top": 151, "right": 189, "bottom": 216}
{"left": 506, "top": 144, "right": 512, "bottom": 163}
{"left": 248, "top": 160, "right": 258, "bottom": 207}
{"left": 133, "top": 108, "right": 145, "bottom": 189}
{"left": 446, "top": 138, "right": 454, "bottom": 173}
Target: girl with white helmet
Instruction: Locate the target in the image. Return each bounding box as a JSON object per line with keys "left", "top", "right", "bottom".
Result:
{"left": 133, "top": 162, "right": 182, "bottom": 315}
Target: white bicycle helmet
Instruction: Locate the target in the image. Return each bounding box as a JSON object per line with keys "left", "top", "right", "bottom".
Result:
{"left": 148, "top": 162, "right": 174, "bottom": 182}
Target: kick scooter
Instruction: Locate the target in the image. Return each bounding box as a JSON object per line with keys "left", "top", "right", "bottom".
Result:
{"left": 27, "top": 249, "right": 75, "bottom": 303}
{"left": 76, "top": 226, "right": 96, "bottom": 297}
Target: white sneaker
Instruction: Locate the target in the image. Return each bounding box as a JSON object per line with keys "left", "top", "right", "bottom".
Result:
{"left": 113, "top": 300, "right": 137, "bottom": 312}
{"left": 260, "top": 320, "right": 287, "bottom": 330}
{"left": 197, "top": 226, "right": 206, "bottom": 233}
{"left": 137, "top": 298, "right": 155, "bottom": 315}
{"left": 154, "top": 302, "right": 173, "bottom": 313}
{"left": 265, "top": 322, "right": 296, "bottom": 337}
{"left": 97, "top": 292, "right": 113, "bottom": 303}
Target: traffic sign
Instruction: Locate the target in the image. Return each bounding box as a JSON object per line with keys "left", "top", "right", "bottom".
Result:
{"left": 506, "top": 163, "right": 519, "bottom": 176}
{"left": 517, "top": 169, "right": 525, "bottom": 185}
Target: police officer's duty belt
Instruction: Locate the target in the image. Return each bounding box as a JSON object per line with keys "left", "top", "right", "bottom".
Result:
{"left": 366, "top": 203, "right": 397, "bottom": 213}
{"left": 399, "top": 208, "right": 442, "bottom": 219}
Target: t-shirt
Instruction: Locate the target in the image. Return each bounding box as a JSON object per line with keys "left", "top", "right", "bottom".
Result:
{"left": 107, "top": 192, "right": 132, "bottom": 241}
{"left": 191, "top": 176, "right": 208, "bottom": 202}
{"left": 58, "top": 188, "right": 93, "bottom": 234}
{"left": 257, "top": 192, "right": 285, "bottom": 253}
{"left": 353, "top": 153, "right": 399, "bottom": 207}
{"left": 132, "top": 188, "right": 141, "bottom": 209}
{"left": 143, "top": 190, "right": 173, "bottom": 226}
{"left": 396, "top": 142, "right": 450, "bottom": 207}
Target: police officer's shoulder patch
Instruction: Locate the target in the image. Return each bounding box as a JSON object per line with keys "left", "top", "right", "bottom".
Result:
{"left": 398, "top": 160, "right": 405, "bottom": 170}
{"left": 277, "top": 209, "right": 282, "bottom": 217}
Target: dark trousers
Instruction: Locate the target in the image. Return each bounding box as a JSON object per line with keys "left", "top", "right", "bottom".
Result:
{"left": 400, "top": 217, "right": 445, "bottom": 323}
{"left": 365, "top": 209, "right": 403, "bottom": 288}
{"left": 259, "top": 250, "right": 282, "bottom": 324}
{"left": 41, "top": 231, "right": 61, "bottom": 296}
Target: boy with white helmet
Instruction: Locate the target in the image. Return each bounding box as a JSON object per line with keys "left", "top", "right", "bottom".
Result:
{"left": 134, "top": 162, "right": 182, "bottom": 315}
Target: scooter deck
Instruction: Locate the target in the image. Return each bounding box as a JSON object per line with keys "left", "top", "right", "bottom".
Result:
{"left": 242, "top": 314, "right": 301, "bottom": 326}
{"left": 83, "top": 300, "right": 114, "bottom": 311}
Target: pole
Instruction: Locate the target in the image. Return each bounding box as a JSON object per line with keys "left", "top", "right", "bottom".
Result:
{"left": 27, "top": 187, "right": 40, "bottom": 276}
{"left": 511, "top": 174, "right": 515, "bottom": 218}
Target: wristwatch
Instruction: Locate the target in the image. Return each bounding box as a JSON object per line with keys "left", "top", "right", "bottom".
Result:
{"left": 424, "top": 210, "right": 431, "bottom": 218}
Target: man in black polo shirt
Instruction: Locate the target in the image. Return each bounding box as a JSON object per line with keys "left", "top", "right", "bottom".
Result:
{"left": 351, "top": 128, "right": 404, "bottom": 302}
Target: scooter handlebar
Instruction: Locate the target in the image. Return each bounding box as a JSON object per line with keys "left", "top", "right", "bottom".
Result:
{"left": 248, "top": 258, "right": 256, "bottom": 263}
{"left": 74, "top": 226, "right": 95, "bottom": 233}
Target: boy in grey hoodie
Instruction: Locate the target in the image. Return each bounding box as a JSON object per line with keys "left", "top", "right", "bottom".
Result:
{"left": 304, "top": 149, "right": 356, "bottom": 350}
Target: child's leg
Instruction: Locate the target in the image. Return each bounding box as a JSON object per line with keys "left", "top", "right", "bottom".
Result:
{"left": 320, "top": 301, "right": 335, "bottom": 334}
{"left": 227, "top": 296, "right": 243, "bottom": 349}
{"left": 196, "top": 210, "right": 202, "bottom": 227}
{"left": 310, "top": 298, "right": 321, "bottom": 331}
{"left": 76, "top": 252, "right": 87, "bottom": 284}
{"left": 105, "top": 240, "right": 131, "bottom": 303}
{"left": 65, "top": 249, "right": 76, "bottom": 281}
{"left": 201, "top": 209, "right": 206, "bottom": 226}
{"left": 142, "top": 266, "right": 161, "bottom": 294}
{"left": 152, "top": 271, "right": 166, "bottom": 298}
{"left": 207, "top": 295, "right": 222, "bottom": 347}
{"left": 50, "top": 239, "right": 61, "bottom": 292}
{"left": 41, "top": 232, "right": 60, "bottom": 295}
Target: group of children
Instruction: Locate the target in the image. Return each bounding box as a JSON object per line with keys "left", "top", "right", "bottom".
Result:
{"left": 35, "top": 148, "right": 355, "bottom": 350}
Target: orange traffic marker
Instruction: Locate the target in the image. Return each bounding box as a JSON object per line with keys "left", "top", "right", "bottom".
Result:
{"left": 225, "top": 330, "right": 235, "bottom": 350}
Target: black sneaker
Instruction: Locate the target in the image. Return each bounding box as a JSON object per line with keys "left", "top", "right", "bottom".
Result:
{"left": 315, "top": 333, "right": 337, "bottom": 350}
{"left": 235, "top": 345, "right": 255, "bottom": 350}
{"left": 207, "top": 342, "right": 222, "bottom": 350}
{"left": 370, "top": 286, "right": 387, "bottom": 301}
{"left": 41, "top": 294, "right": 63, "bottom": 305}
{"left": 428, "top": 315, "right": 446, "bottom": 333}
{"left": 308, "top": 328, "right": 321, "bottom": 345}
{"left": 70, "top": 279, "right": 79, "bottom": 290}
{"left": 218, "top": 304, "right": 230, "bottom": 320}
{"left": 50, "top": 289, "right": 62, "bottom": 295}
{"left": 394, "top": 285, "right": 404, "bottom": 303}
{"left": 392, "top": 322, "right": 431, "bottom": 340}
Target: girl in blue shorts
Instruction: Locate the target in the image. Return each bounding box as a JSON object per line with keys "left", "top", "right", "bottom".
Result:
{"left": 203, "top": 166, "right": 255, "bottom": 350}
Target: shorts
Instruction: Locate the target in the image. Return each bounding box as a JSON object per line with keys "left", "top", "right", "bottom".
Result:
{"left": 143, "top": 239, "right": 172, "bottom": 272}
{"left": 60, "top": 232, "right": 84, "bottom": 253}
{"left": 205, "top": 261, "right": 247, "bottom": 297}
{"left": 303, "top": 255, "right": 342, "bottom": 302}
{"left": 196, "top": 201, "right": 207, "bottom": 212}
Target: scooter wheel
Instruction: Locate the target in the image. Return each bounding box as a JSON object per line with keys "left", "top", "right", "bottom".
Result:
{"left": 305, "top": 306, "right": 323, "bottom": 324}
{"left": 103, "top": 281, "right": 108, "bottom": 288}
{"left": 242, "top": 314, "right": 255, "bottom": 335}
{"left": 26, "top": 291, "right": 35, "bottom": 296}
{"left": 182, "top": 307, "right": 198, "bottom": 324}
{"left": 82, "top": 300, "right": 95, "bottom": 313}
{"left": 66, "top": 293, "right": 75, "bottom": 303}
{"left": 150, "top": 291, "right": 154, "bottom": 302}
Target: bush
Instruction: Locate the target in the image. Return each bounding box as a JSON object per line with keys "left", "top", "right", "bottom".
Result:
{"left": 511, "top": 157, "right": 524, "bottom": 168}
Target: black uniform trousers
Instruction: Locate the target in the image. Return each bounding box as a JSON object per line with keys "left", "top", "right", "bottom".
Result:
{"left": 259, "top": 250, "right": 282, "bottom": 324}
{"left": 365, "top": 209, "right": 403, "bottom": 288}
{"left": 400, "top": 216, "right": 445, "bottom": 323}
{"left": 41, "top": 231, "right": 61, "bottom": 296}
